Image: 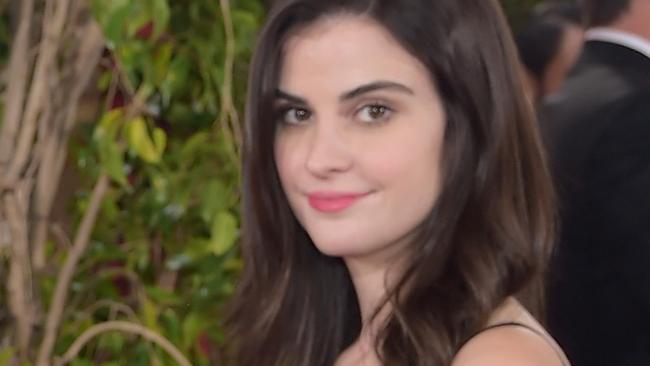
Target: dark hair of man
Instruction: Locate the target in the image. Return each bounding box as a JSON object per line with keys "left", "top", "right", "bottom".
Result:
{"left": 224, "top": 0, "right": 557, "bottom": 365}
{"left": 581, "top": 0, "right": 632, "bottom": 27}
{"left": 516, "top": 19, "right": 566, "bottom": 83}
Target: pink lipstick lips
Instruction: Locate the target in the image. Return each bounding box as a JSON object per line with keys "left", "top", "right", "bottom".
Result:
{"left": 307, "top": 191, "right": 370, "bottom": 213}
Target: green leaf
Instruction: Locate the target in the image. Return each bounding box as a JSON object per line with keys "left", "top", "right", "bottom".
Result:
{"left": 99, "top": 139, "right": 128, "bottom": 186}
{"left": 97, "top": 70, "right": 113, "bottom": 91}
{"left": 161, "top": 55, "right": 191, "bottom": 107}
{"left": 180, "top": 132, "right": 210, "bottom": 161}
{"left": 232, "top": 9, "right": 259, "bottom": 56}
{"left": 132, "top": 343, "right": 151, "bottom": 366}
{"left": 153, "top": 127, "right": 167, "bottom": 157}
{"left": 141, "top": 296, "right": 162, "bottom": 333}
{"left": 182, "top": 312, "right": 202, "bottom": 352}
{"left": 95, "top": 109, "right": 123, "bottom": 139}
{"left": 91, "top": 0, "right": 129, "bottom": 30}
{"left": 127, "top": 117, "right": 163, "bottom": 164}
{"left": 97, "top": 332, "right": 125, "bottom": 354}
{"left": 70, "top": 360, "right": 93, "bottom": 366}
{"left": 104, "top": 2, "right": 133, "bottom": 44}
{"left": 147, "top": 285, "right": 183, "bottom": 306}
{"left": 208, "top": 211, "right": 238, "bottom": 256}
{"left": 223, "top": 257, "right": 243, "bottom": 273}
{"left": 93, "top": 109, "right": 128, "bottom": 186}
{"left": 153, "top": 42, "right": 173, "bottom": 85}
{"left": 161, "top": 309, "right": 182, "bottom": 345}
{"left": 0, "top": 347, "right": 14, "bottom": 366}
{"left": 151, "top": 0, "right": 171, "bottom": 39}
{"left": 200, "top": 180, "right": 228, "bottom": 224}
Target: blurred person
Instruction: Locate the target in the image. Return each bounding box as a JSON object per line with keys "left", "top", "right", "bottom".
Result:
{"left": 225, "top": 0, "right": 570, "bottom": 365}
{"left": 542, "top": 0, "right": 650, "bottom": 365}
{"left": 516, "top": 2, "right": 584, "bottom": 104}
{"left": 516, "top": 18, "right": 584, "bottom": 103}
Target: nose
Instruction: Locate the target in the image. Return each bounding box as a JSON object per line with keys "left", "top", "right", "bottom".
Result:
{"left": 305, "top": 122, "right": 353, "bottom": 178}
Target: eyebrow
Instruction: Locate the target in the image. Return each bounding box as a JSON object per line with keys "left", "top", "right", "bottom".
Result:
{"left": 275, "top": 80, "right": 415, "bottom": 105}
{"left": 339, "top": 81, "right": 414, "bottom": 101}
{"left": 275, "top": 89, "right": 307, "bottom": 105}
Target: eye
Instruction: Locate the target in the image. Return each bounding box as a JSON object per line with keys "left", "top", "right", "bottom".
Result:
{"left": 280, "top": 107, "right": 312, "bottom": 125}
{"left": 356, "top": 104, "right": 392, "bottom": 123}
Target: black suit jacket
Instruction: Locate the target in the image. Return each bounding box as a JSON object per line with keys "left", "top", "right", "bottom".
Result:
{"left": 542, "top": 40, "right": 650, "bottom": 366}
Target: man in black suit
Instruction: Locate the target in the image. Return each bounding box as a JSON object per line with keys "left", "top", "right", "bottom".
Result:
{"left": 542, "top": 1, "right": 650, "bottom": 365}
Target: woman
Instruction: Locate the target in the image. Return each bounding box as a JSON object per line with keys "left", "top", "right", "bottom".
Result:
{"left": 226, "top": 0, "right": 569, "bottom": 365}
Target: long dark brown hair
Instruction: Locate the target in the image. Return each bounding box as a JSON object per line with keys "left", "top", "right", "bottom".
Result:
{"left": 225, "top": 0, "right": 556, "bottom": 365}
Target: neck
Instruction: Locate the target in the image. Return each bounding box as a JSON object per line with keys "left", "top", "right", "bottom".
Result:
{"left": 345, "top": 248, "right": 410, "bottom": 342}
{"left": 605, "top": 0, "right": 650, "bottom": 41}
{"left": 342, "top": 236, "right": 413, "bottom": 348}
{"left": 345, "top": 257, "right": 392, "bottom": 332}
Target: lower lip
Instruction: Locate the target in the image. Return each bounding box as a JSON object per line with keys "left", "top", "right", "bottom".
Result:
{"left": 308, "top": 194, "right": 368, "bottom": 213}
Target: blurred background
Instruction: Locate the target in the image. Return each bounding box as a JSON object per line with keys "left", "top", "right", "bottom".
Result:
{"left": 0, "top": 0, "right": 575, "bottom": 365}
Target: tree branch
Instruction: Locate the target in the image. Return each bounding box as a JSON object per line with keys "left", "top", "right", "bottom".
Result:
{"left": 35, "top": 173, "right": 110, "bottom": 366}
{"left": 5, "top": 0, "right": 72, "bottom": 182}
{"left": 3, "top": 189, "right": 35, "bottom": 358}
{"left": 81, "top": 300, "right": 139, "bottom": 323}
{"left": 32, "top": 20, "right": 105, "bottom": 270}
{"left": 217, "top": 0, "right": 242, "bottom": 163}
{"left": 0, "top": 0, "right": 34, "bottom": 171}
{"left": 54, "top": 321, "right": 191, "bottom": 366}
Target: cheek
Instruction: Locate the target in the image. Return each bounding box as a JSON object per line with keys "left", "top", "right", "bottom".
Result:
{"left": 367, "top": 133, "right": 444, "bottom": 228}
{"left": 364, "top": 128, "right": 443, "bottom": 186}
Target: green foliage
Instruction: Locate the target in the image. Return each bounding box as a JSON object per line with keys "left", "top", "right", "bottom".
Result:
{"left": 500, "top": 0, "right": 545, "bottom": 31}
{"left": 0, "top": 348, "right": 15, "bottom": 366}
{"left": 58, "top": 0, "right": 263, "bottom": 363}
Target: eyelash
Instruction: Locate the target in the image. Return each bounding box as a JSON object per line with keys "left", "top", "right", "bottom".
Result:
{"left": 277, "top": 106, "right": 312, "bottom": 125}
{"left": 355, "top": 102, "right": 393, "bottom": 124}
{"left": 275, "top": 101, "right": 395, "bottom": 126}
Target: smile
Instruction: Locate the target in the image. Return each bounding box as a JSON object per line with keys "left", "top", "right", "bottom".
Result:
{"left": 307, "top": 191, "right": 371, "bottom": 213}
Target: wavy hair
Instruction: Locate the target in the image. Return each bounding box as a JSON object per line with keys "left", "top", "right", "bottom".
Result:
{"left": 225, "top": 0, "right": 556, "bottom": 365}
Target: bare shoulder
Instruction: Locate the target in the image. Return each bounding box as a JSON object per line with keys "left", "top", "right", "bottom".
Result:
{"left": 452, "top": 298, "right": 568, "bottom": 366}
{"left": 452, "top": 324, "right": 564, "bottom": 366}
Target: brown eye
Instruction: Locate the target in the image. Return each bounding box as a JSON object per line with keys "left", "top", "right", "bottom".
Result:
{"left": 357, "top": 104, "right": 392, "bottom": 123}
{"left": 282, "top": 107, "right": 312, "bottom": 125}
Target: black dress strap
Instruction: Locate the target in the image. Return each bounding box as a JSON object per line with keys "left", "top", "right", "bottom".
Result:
{"left": 476, "top": 321, "right": 547, "bottom": 337}
{"left": 459, "top": 322, "right": 569, "bottom": 366}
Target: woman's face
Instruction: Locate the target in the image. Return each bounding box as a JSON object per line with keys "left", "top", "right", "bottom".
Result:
{"left": 274, "top": 15, "right": 446, "bottom": 263}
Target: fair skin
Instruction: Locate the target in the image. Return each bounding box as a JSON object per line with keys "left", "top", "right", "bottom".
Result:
{"left": 274, "top": 14, "right": 565, "bottom": 366}
{"left": 543, "top": 24, "right": 584, "bottom": 96}
{"left": 520, "top": 24, "right": 584, "bottom": 103}
{"left": 274, "top": 14, "right": 444, "bottom": 329}
{"left": 452, "top": 298, "right": 570, "bottom": 366}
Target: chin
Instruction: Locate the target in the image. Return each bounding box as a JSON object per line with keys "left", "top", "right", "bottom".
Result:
{"left": 309, "top": 234, "right": 378, "bottom": 259}
{"left": 311, "top": 240, "right": 355, "bottom": 257}
{"left": 300, "top": 218, "right": 378, "bottom": 258}
{"left": 308, "top": 233, "right": 358, "bottom": 257}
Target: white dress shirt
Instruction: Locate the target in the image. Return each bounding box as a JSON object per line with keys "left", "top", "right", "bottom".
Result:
{"left": 586, "top": 27, "right": 650, "bottom": 60}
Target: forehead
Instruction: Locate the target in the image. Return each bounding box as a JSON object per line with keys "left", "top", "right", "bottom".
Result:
{"left": 279, "top": 15, "right": 432, "bottom": 95}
